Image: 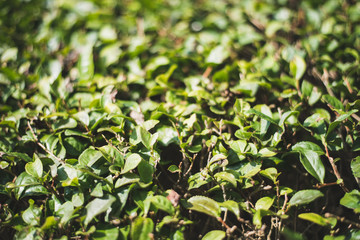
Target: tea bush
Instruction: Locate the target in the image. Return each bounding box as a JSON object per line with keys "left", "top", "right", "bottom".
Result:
{"left": 0, "top": 0, "right": 360, "bottom": 239}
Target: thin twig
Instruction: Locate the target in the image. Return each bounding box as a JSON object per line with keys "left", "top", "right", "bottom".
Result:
{"left": 202, "top": 66, "right": 212, "bottom": 78}
{"left": 323, "top": 143, "right": 349, "bottom": 192}
{"left": 343, "top": 76, "right": 353, "bottom": 94}
{"left": 217, "top": 217, "right": 231, "bottom": 230}
{"left": 101, "top": 134, "right": 125, "bottom": 157}
{"left": 27, "top": 121, "right": 65, "bottom": 166}
{"left": 325, "top": 213, "right": 360, "bottom": 228}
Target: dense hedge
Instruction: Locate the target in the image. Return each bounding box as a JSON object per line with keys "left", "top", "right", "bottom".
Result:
{"left": 0, "top": 0, "right": 360, "bottom": 239}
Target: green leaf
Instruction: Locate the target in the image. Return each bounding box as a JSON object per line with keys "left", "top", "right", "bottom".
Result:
{"left": 322, "top": 94, "right": 344, "bottom": 111}
{"left": 157, "top": 126, "right": 179, "bottom": 146}
{"left": 340, "top": 190, "right": 360, "bottom": 213}
{"left": 253, "top": 209, "right": 272, "bottom": 228}
{"left": 52, "top": 118, "right": 77, "bottom": 130}
{"left": 72, "top": 111, "right": 90, "bottom": 126}
{"left": 292, "top": 142, "right": 325, "bottom": 183}
{"left": 92, "top": 224, "right": 119, "bottom": 240}
{"left": 292, "top": 141, "right": 324, "bottom": 155}
{"left": 25, "top": 154, "right": 43, "bottom": 178}
{"left": 214, "top": 171, "right": 237, "bottom": 187}
{"left": 121, "top": 153, "right": 142, "bottom": 174}
{"left": 131, "top": 217, "right": 154, "bottom": 240}
{"left": 138, "top": 160, "right": 154, "bottom": 184}
{"left": 138, "top": 126, "right": 151, "bottom": 149}
{"left": 14, "top": 172, "right": 48, "bottom": 200}
{"left": 79, "top": 148, "right": 103, "bottom": 167}
{"left": 22, "top": 199, "right": 42, "bottom": 226}
{"left": 229, "top": 140, "right": 247, "bottom": 154}
{"left": 260, "top": 168, "right": 279, "bottom": 183}
{"left": 90, "top": 183, "right": 104, "bottom": 197}
{"left": 255, "top": 197, "right": 275, "bottom": 210}
{"left": 206, "top": 45, "right": 229, "bottom": 65}
{"left": 289, "top": 189, "right": 324, "bottom": 206}
{"left": 351, "top": 157, "right": 360, "bottom": 178}
{"left": 298, "top": 213, "right": 337, "bottom": 228}
{"left": 327, "top": 110, "right": 358, "bottom": 137}
{"left": 57, "top": 201, "right": 74, "bottom": 225}
{"left": 84, "top": 195, "right": 116, "bottom": 226}
{"left": 149, "top": 195, "right": 175, "bottom": 215}
{"left": 220, "top": 200, "right": 240, "bottom": 218}
{"left": 187, "top": 196, "right": 221, "bottom": 218}
{"left": 78, "top": 45, "right": 94, "bottom": 82}
{"left": 247, "top": 109, "right": 280, "bottom": 128}
{"left": 202, "top": 230, "right": 226, "bottom": 240}
{"left": 115, "top": 173, "right": 140, "bottom": 188}
{"left": 290, "top": 55, "right": 306, "bottom": 80}
{"left": 40, "top": 216, "right": 58, "bottom": 231}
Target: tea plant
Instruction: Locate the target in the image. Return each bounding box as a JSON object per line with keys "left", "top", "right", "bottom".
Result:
{"left": 0, "top": 0, "right": 360, "bottom": 239}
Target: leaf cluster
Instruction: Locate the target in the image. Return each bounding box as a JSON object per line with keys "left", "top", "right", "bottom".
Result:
{"left": 1, "top": 0, "right": 360, "bottom": 239}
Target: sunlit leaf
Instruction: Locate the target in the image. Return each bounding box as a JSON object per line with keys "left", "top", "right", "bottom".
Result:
{"left": 289, "top": 190, "right": 324, "bottom": 206}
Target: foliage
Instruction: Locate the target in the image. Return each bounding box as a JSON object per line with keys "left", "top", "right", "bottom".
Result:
{"left": 1, "top": 0, "right": 360, "bottom": 239}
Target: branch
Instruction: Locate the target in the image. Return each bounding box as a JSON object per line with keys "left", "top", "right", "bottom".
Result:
{"left": 323, "top": 143, "right": 349, "bottom": 192}
{"left": 27, "top": 121, "right": 65, "bottom": 166}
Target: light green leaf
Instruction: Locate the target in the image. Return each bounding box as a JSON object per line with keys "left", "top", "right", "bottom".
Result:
{"left": 149, "top": 195, "right": 175, "bottom": 215}
{"left": 187, "top": 196, "right": 221, "bottom": 218}
{"left": 40, "top": 216, "right": 58, "bottom": 231}
{"left": 90, "top": 183, "right": 104, "bottom": 197}
{"left": 290, "top": 55, "right": 306, "bottom": 80}
{"left": 22, "top": 199, "right": 42, "bottom": 226}
{"left": 79, "top": 148, "right": 103, "bottom": 167}
{"left": 53, "top": 118, "right": 77, "bottom": 130}
{"left": 78, "top": 45, "right": 94, "bottom": 82}
{"left": 115, "top": 173, "right": 140, "bottom": 188}
{"left": 25, "top": 154, "right": 43, "bottom": 178}
{"left": 229, "top": 140, "right": 247, "bottom": 154}
{"left": 340, "top": 190, "right": 360, "bottom": 213}
{"left": 131, "top": 217, "right": 154, "bottom": 240}
{"left": 84, "top": 195, "right": 116, "bottom": 226}
{"left": 206, "top": 45, "right": 229, "bottom": 65}
{"left": 220, "top": 200, "right": 240, "bottom": 218}
{"left": 255, "top": 197, "right": 275, "bottom": 210}
{"left": 253, "top": 209, "right": 272, "bottom": 228}
{"left": 351, "top": 157, "right": 360, "bottom": 178}
{"left": 207, "top": 154, "right": 227, "bottom": 167}
{"left": 298, "top": 213, "right": 337, "bottom": 228}
{"left": 289, "top": 189, "right": 324, "bottom": 206}
{"left": 260, "top": 168, "right": 279, "bottom": 183}
{"left": 92, "top": 224, "right": 119, "bottom": 240}
{"left": 214, "top": 171, "right": 237, "bottom": 187}
{"left": 122, "top": 153, "right": 142, "bottom": 174}
{"left": 202, "top": 230, "right": 226, "bottom": 240}
{"left": 138, "top": 126, "right": 151, "bottom": 149}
